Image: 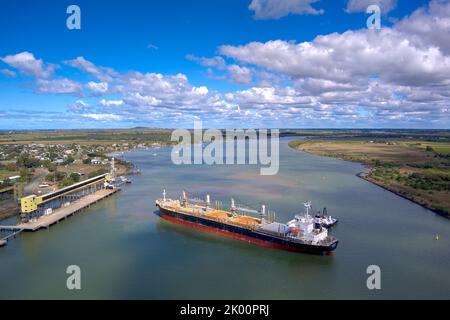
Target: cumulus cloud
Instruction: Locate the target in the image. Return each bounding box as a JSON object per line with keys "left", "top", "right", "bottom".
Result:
{"left": 226, "top": 86, "right": 314, "bottom": 106}
{"left": 1, "top": 52, "right": 56, "bottom": 78}
{"left": 346, "top": 0, "right": 397, "bottom": 14}
{"left": 248, "top": 0, "right": 324, "bottom": 20}
{"left": 123, "top": 93, "right": 161, "bottom": 107}
{"left": 227, "top": 65, "right": 253, "bottom": 85}
{"left": 396, "top": 0, "right": 450, "bottom": 55}
{"left": 36, "top": 78, "right": 83, "bottom": 94}
{"left": 186, "top": 54, "right": 226, "bottom": 69}
{"left": 220, "top": 29, "right": 450, "bottom": 87}
{"left": 87, "top": 81, "right": 109, "bottom": 94}
{"left": 5, "top": 1, "right": 450, "bottom": 128}
{"left": 100, "top": 99, "right": 124, "bottom": 107}
{"left": 188, "top": 54, "right": 255, "bottom": 85}
{"left": 64, "top": 56, "right": 117, "bottom": 82}
{"left": 215, "top": 0, "right": 450, "bottom": 125}
{"left": 69, "top": 99, "right": 90, "bottom": 112}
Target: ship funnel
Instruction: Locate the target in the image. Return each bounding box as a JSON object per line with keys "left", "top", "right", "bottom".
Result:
{"left": 206, "top": 194, "right": 210, "bottom": 205}
{"left": 314, "top": 216, "right": 321, "bottom": 230}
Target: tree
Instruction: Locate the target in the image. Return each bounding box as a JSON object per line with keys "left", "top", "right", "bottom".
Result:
{"left": 63, "top": 156, "right": 75, "bottom": 165}
{"left": 43, "top": 160, "right": 57, "bottom": 172}
{"left": 17, "top": 154, "right": 40, "bottom": 168}
{"left": 19, "top": 168, "right": 32, "bottom": 182}
{"left": 60, "top": 177, "right": 74, "bottom": 187}
{"left": 6, "top": 162, "right": 18, "bottom": 171}
{"left": 45, "top": 171, "right": 65, "bottom": 182}
{"left": 69, "top": 172, "right": 80, "bottom": 183}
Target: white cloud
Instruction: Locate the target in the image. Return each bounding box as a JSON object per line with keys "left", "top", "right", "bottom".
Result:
{"left": 226, "top": 86, "right": 314, "bottom": 106}
{"left": 36, "top": 78, "right": 83, "bottom": 94}
{"left": 186, "top": 54, "right": 226, "bottom": 69}
{"left": 147, "top": 43, "right": 159, "bottom": 50}
{"left": 123, "top": 93, "right": 162, "bottom": 107}
{"left": 87, "top": 81, "right": 109, "bottom": 94}
{"left": 0, "top": 69, "right": 16, "bottom": 77}
{"left": 248, "top": 0, "right": 324, "bottom": 20}
{"left": 396, "top": 0, "right": 450, "bottom": 55}
{"left": 214, "top": 1, "right": 450, "bottom": 125}
{"left": 346, "top": 0, "right": 397, "bottom": 14}
{"left": 1, "top": 52, "right": 55, "bottom": 78}
{"left": 82, "top": 113, "right": 122, "bottom": 121}
{"left": 69, "top": 100, "right": 90, "bottom": 112}
{"left": 100, "top": 99, "right": 124, "bottom": 107}
{"left": 191, "top": 86, "right": 209, "bottom": 95}
{"left": 227, "top": 65, "right": 253, "bottom": 85}
{"left": 9, "top": 1, "right": 450, "bottom": 128}
{"left": 219, "top": 29, "right": 450, "bottom": 87}
{"left": 65, "top": 56, "right": 117, "bottom": 82}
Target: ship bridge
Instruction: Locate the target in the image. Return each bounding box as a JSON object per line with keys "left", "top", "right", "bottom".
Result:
{"left": 20, "top": 173, "right": 112, "bottom": 222}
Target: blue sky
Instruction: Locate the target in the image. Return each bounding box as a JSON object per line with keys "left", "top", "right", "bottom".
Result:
{"left": 0, "top": 0, "right": 448, "bottom": 129}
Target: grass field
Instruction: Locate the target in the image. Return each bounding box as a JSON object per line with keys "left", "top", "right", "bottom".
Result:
{"left": 0, "top": 128, "right": 174, "bottom": 145}
{"left": 0, "top": 169, "right": 19, "bottom": 181}
{"left": 404, "top": 141, "right": 450, "bottom": 155}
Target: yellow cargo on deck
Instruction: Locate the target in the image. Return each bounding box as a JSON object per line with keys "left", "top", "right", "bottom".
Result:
{"left": 204, "top": 210, "right": 230, "bottom": 220}
{"left": 230, "top": 216, "right": 260, "bottom": 227}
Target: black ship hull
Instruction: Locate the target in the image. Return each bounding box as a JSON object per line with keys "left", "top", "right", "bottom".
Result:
{"left": 156, "top": 205, "right": 338, "bottom": 255}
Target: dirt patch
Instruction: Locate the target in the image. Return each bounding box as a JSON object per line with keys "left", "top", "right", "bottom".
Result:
{"left": 0, "top": 200, "right": 19, "bottom": 221}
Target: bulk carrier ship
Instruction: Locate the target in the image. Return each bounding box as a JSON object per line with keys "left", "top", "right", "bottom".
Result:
{"left": 155, "top": 190, "right": 338, "bottom": 255}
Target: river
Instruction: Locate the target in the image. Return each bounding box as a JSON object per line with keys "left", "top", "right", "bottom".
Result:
{"left": 1, "top": 138, "right": 449, "bottom": 299}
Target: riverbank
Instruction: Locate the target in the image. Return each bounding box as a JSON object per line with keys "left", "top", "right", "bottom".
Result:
{"left": 289, "top": 139, "right": 450, "bottom": 218}
{"left": 0, "top": 200, "right": 19, "bottom": 220}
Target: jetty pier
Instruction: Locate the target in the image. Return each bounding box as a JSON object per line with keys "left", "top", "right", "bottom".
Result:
{"left": 0, "top": 173, "right": 119, "bottom": 247}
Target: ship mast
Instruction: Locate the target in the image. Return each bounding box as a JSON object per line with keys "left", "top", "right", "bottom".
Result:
{"left": 259, "top": 205, "right": 266, "bottom": 223}
{"left": 304, "top": 201, "right": 312, "bottom": 217}
{"left": 230, "top": 198, "right": 236, "bottom": 213}
{"left": 206, "top": 194, "right": 210, "bottom": 208}
{"left": 181, "top": 190, "right": 187, "bottom": 207}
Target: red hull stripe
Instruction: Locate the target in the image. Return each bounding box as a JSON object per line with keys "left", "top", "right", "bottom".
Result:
{"left": 159, "top": 212, "right": 327, "bottom": 254}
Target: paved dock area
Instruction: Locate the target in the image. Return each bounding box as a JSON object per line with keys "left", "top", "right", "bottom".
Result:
{"left": 0, "top": 188, "right": 118, "bottom": 236}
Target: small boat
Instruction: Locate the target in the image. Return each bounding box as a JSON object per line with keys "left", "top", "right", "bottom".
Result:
{"left": 119, "top": 176, "right": 132, "bottom": 184}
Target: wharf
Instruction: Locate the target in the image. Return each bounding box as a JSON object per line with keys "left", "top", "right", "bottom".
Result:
{"left": 0, "top": 188, "right": 119, "bottom": 246}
